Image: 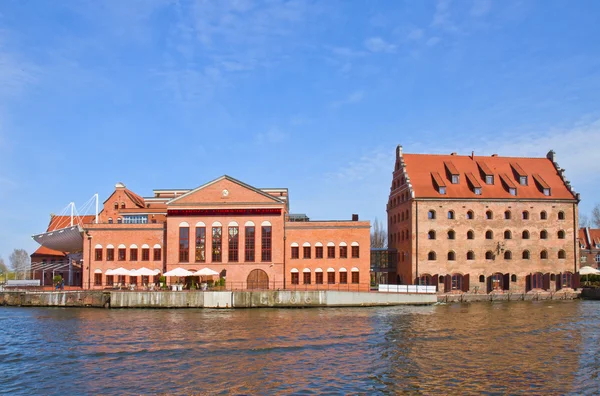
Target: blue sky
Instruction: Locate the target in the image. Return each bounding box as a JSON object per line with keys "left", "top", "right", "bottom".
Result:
{"left": 1, "top": 0, "right": 599, "bottom": 262}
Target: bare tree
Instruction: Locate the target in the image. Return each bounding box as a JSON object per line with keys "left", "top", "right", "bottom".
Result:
{"left": 9, "top": 249, "right": 30, "bottom": 280}
{"left": 0, "top": 256, "right": 7, "bottom": 273}
{"left": 592, "top": 204, "right": 600, "bottom": 228}
{"left": 371, "top": 217, "right": 387, "bottom": 248}
{"left": 580, "top": 213, "right": 591, "bottom": 228}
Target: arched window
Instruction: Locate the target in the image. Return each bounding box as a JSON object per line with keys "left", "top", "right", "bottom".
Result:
{"left": 522, "top": 211, "right": 529, "bottom": 220}
{"left": 479, "top": 275, "right": 485, "bottom": 282}
{"left": 558, "top": 211, "right": 565, "bottom": 220}
{"left": 108, "top": 218, "right": 113, "bottom": 224}
{"left": 558, "top": 230, "right": 565, "bottom": 239}
{"left": 486, "top": 210, "right": 493, "bottom": 220}
{"left": 467, "top": 251, "right": 475, "bottom": 260}
{"left": 485, "top": 230, "right": 493, "bottom": 239}
{"left": 540, "top": 211, "right": 547, "bottom": 220}
{"left": 447, "top": 230, "right": 455, "bottom": 240}
{"left": 428, "top": 251, "right": 436, "bottom": 261}
{"left": 121, "top": 202, "right": 126, "bottom": 209}
{"left": 466, "top": 210, "right": 474, "bottom": 220}
{"left": 511, "top": 274, "right": 517, "bottom": 282}
{"left": 504, "top": 210, "right": 511, "bottom": 220}
{"left": 447, "top": 251, "right": 456, "bottom": 261}
{"left": 558, "top": 250, "right": 566, "bottom": 259}
{"left": 439, "top": 275, "right": 444, "bottom": 283}
{"left": 504, "top": 250, "right": 512, "bottom": 259}
{"left": 448, "top": 210, "right": 455, "bottom": 220}
{"left": 522, "top": 230, "right": 530, "bottom": 239}
{"left": 113, "top": 202, "right": 118, "bottom": 210}
{"left": 428, "top": 230, "right": 436, "bottom": 240}
{"left": 504, "top": 230, "right": 512, "bottom": 239}
{"left": 485, "top": 251, "right": 494, "bottom": 260}
{"left": 522, "top": 250, "right": 530, "bottom": 259}
{"left": 467, "top": 230, "right": 474, "bottom": 240}
{"left": 540, "top": 230, "right": 548, "bottom": 239}
{"left": 428, "top": 210, "right": 436, "bottom": 220}
{"left": 117, "top": 217, "right": 122, "bottom": 224}
{"left": 540, "top": 250, "right": 548, "bottom": 259}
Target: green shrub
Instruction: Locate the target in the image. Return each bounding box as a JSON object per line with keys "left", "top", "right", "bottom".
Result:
{"left": 53, "top": 275, "right": 62, "bottom": 285}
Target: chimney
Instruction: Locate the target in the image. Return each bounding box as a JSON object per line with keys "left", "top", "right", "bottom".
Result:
{"left": 352, "top": 214, "right": 359, "bottom": 221}
{"left": 450, "top": 152, "right": 457, "bottom": 156}
{"left": 546, "top": 150, "right": 556, "bottom": 162}
{"left": 491, "top": 154, "right": 498, "bottom": 157}
{"left": 471, "top": 151, "right": 474, "bottom": 160}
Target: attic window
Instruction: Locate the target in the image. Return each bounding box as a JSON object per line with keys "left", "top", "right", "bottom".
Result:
{"left": 533, "top": 174, "right": 551, "bottom": 196}
{"left": 499, "top": 174, "right": 517, "bottom": 196}
{"left": 466, "top": 173, "right": 482, "bottom": 196}
{"left": 431, "top": 172, "right": 447, "bottom": 195}
{"left": 477, "top": 161, "right": 494, "bottom": 185}
{"left": 509, "top": 188, "right": 517, "bottom": 196}
{"left": 519, "top": 176, "right": 528, "bottom": 186}
{"left": 543, "top": 188, "right": 550, "bottom": 196}
{"left": 511, "top": 163, "right": 528, "bottom": 186}
{"left": 444, "top": 161, "right": 459, "bottom": 184}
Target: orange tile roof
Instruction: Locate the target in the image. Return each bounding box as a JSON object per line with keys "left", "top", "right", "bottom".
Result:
{"left": 465, "top": 172, "right": 481, "bottom": 189}
{"left": 47, "top": 215, "right": 96, "bottom": 231}
{"left": 403, "top": 153, "right": 577, "bottom": 200}
{"left": 124, "top": 189, "right": 145, "bottom": 208}
{"left": 580, "top": 228, "right": 600, "bottom": 249}
{"left": 31, "top": 246, "right": 67, "bottom": 257}
{"left": 510, "top": 162, "right": 527, "bottom": 177}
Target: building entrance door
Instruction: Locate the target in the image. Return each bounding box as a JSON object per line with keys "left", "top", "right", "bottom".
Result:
{"left": 247, "top": 269, "right": 269, "bottom": 290}
{"left": 491, "top": 273, "right": 503, "bottom": 291}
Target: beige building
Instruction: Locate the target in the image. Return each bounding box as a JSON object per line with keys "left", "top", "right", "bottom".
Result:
{"left": 387, "top": 146, "right": 580, "bottom": 293}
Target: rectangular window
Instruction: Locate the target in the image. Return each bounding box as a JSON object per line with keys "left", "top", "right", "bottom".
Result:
{"left": 351, "top": 246, "right": 359, "bottom": 258}
{"left": 123, "top": 215, "right": 148, "bottom": 224}
{"left": 130, "top": 276, "right": 137, "bottom": 285}
{"left": 352, "top": 271, "right": 359, "bottom": 284}
{"left": 142, "top": 248, "right": 150, "bottom": 261}
{"left": 118, "top": 248, "right": 126, "bottom": 261}
{"left": 95, "top": 248, "right": 102, "bottom": 261}
{"left": 153, "top": 248, "right": 161, "bottom": 261}
{"left": 179, "top": 227, "right": 189, "bottom": 262}
{"left": 303, "top": 246, "right": 311, "bottom": 259}
{"left": 106, "top": 275, "right": 114, "bottom": 286}
{"left": 340, "top": 246, "right": 348, "bottom": 259}
{"left": 212, "top": 227, "right": 222, "bottom": 262}
{"left": 245, "top": 226, "right": 255, "bottom": 262}
{"left": 195, "top": 227, "right": 206, "bottom": 262}
{"left": 327, "top": 246, "right": 335, "bottom": 259}
{"left": 130, "top": 248, "right": 138, "bottom": 261}
{"left": 315, "top": 246, "right": 323, "bottom": 259}
{"left": 303, "top": 272, "right": 311, "bottom": 285}
{"left": 439, "top": 186, "right": 446, "bottom": 195}
{"left": 107, "top": 248, "right": 114, "bottom": 261}
{"left": 474, "top": 187, "right": 482, "bottom": 195}
{"left": 327, "top": 271, "right": 335, "bottom": 284}
{"left": 291, "top": 246, "right": 299, "bottom": 259}
{"left": 485, "top": 175, "right": 494, "bottom": 185}
{"left": 451, "top": 175, "right": 459, "bottom": 184}
{"left": 509, "top": 188, "right": 517, "bottom": 196}
{"left": 543, "top": 188, "right": 551, "bottom": 196}
{"left": 261, "top": 226, "right": 272, "bottom": 262}
{"left": 519, "top": 176, "right": 528, "bottom": 186}
{"left": 94, "top": 273, "right": 102, "bottom": 286}
{"left": 315, "top": 272, "right": 323, "bottom": 284}
{"left": 228, "top": 226, "right": 239, "bottom": 262}
{"left": 340, "top": 271, "right": 348, "bottom": 284}
{"left": 291, "top": 272, "right": 299, "bottom": 285}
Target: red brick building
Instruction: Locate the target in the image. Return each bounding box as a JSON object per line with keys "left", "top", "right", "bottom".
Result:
{"left": 79, "top": 176, "right": 370, "bottom": 290}
{"left": 579, "top": 228, "right": 600, "bottom": 269}
{"left": 387, "top": 146, "right": 580, "bottom": 293}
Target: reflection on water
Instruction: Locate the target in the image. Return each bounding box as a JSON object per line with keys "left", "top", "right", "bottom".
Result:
{"left": 0, "top": 301, "right": 599, "bottom": 395}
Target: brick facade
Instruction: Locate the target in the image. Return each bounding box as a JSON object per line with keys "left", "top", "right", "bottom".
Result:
{"left": 388, "top": 146, "right": 581, "bottom": 293}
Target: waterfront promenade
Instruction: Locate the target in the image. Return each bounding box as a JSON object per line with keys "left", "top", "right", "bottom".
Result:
{"left": 0, "top": 289, "right": 579, "bottom": 308}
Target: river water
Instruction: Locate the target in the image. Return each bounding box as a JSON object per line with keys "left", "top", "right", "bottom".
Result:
{"left": 1, "top": 300, "right": 599, "bottom": 395}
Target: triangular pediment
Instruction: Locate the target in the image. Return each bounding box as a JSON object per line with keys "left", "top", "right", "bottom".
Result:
{"left": 167, "top": 176, "right": 284, "bottom": 206}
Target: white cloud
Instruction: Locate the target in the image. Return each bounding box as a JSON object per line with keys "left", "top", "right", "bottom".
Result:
{"left": 256, "top": 127, "right": 288, "bottom": 144}
{"left": 327, "top": 147, "right": 394, "bottom": 182}
{"left": 426, "top": 37, "right": 441, "bottom": 47}
{"left": 331, "top": 90, "right": 364, "bottom": 108}
{"left": 431, "top": 0, "right": 457, "bottom": 32}
{"left": 471, "top": 0, "right": 492, "bottom": 17}
{"left": 407, "top": 28, "right": 424, "bottom": 41}
{"left": 364, "top": 37, "right": 397, "bottom": 53}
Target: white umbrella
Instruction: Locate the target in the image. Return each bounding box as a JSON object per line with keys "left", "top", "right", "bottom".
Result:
{"left": 163, "top": 267, "right": 194, "bottom": 277}
{"left": 109, "top": 267, "right": 133, "bottom": 276}
{"left": 579, "top": 266, "right": 600, "bottom": 275}
{"left": 131, "top": 267, "right": 158, "bottom": 276}
{"left": 192, "top": 268, "right": 220, "bottom": 276}
{"left": 153, "top": 269, "right": 161, "bottom": 274}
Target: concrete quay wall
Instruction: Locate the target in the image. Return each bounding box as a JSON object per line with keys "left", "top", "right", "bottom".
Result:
{"left": 437, "top": 290, "right": 580, "bottom": 303}
{"left": 1, "top": 290, "right": 436, "bottom": 308}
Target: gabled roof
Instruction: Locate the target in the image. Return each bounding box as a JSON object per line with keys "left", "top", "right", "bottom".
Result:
{"left": 581, "top": 228, "right": 600, "bottom": 249}
{"left": 402, "top": 152, "right": 577, "bottom": 200}
{"left": 167, "top": 175, "right": 286, "bottom": 205}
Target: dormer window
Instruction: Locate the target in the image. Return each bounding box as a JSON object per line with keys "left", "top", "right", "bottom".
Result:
{"left": 543, "top": 188, "right": 550, "bottom": 196}
{"left": 511, "top": 163, "right": 528, "bottom": 186}
{"left": 477, "top": 161, "right": 494, "bottom": 185}
{"left": 533, "top": 174, "right": 551, "bottom": 196}
{"left": 519, "top": 176, "right": 527, "bottom": 185}
{"left": 509, "top": 188, "right": 517, "bottom": 196}
{"left": 485, "top": 175, "right": 494, "bottom": 185}
{"left": 444, "top": 161, "right": 459, "bottom": 184}
{"left": 474, "top": 187, "right": 482, "bottom": 195}
{"left": 431, "top": 172, "right": 447, "bottom": 195}
{"left": 466, "top": 172, "right": 482, "bottom": 196}
{"left": 500, "top": 173, "right": 517, "bottom": 196}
